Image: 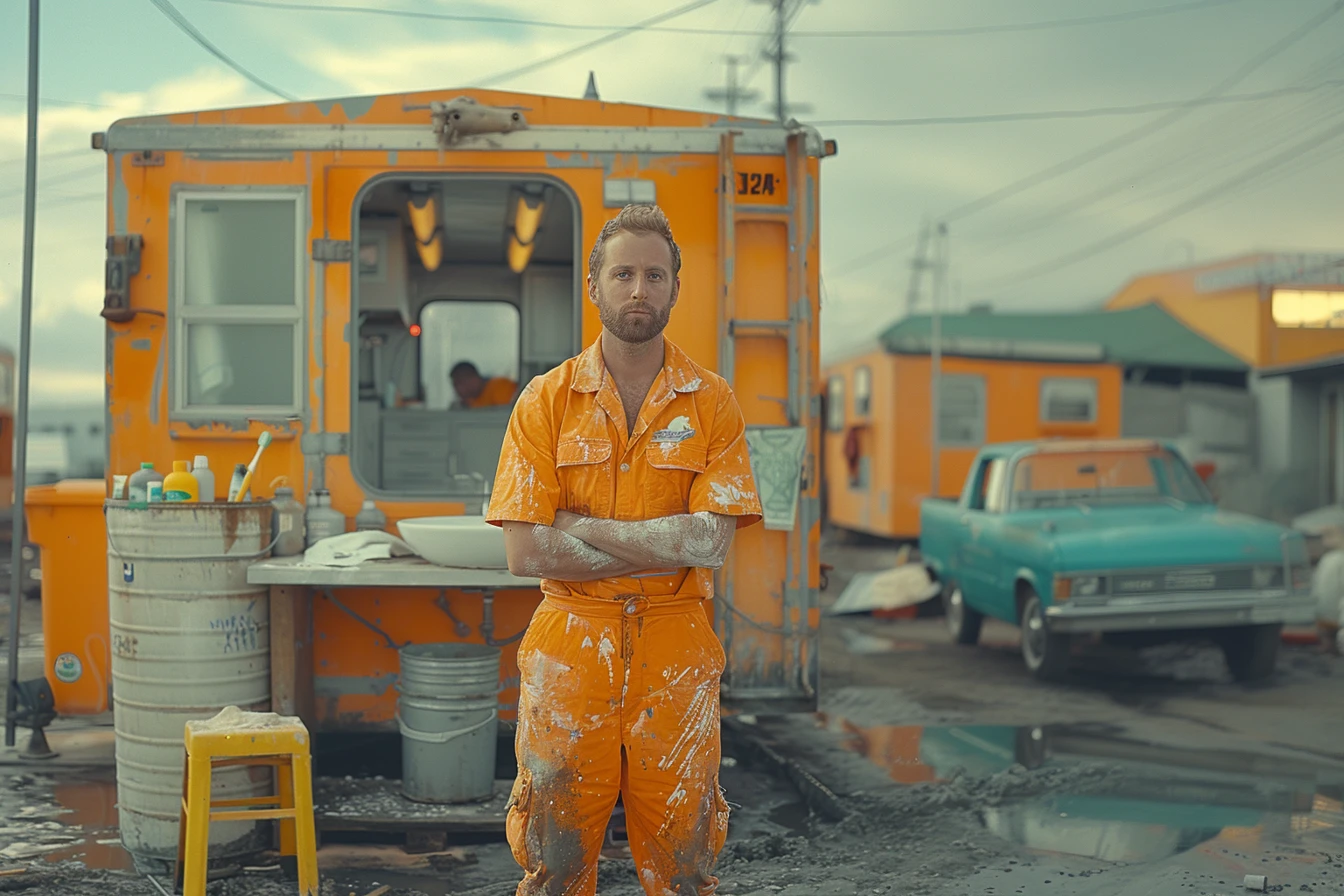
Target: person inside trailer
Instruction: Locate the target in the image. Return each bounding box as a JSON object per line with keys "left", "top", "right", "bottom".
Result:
{"left": 487, "top": 204, "right": 762, "bottom": 895}
{"left": 450, "top": 361, "right": 518, "bottom": 409}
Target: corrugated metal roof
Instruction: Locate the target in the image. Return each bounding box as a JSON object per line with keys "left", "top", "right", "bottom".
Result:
{"left": 879, "top": 304, "right": 1248, "bottom": 371}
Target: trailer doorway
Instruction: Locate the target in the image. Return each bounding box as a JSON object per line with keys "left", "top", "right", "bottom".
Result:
{"left": 350, "top": 175, "right": 580, "bottom": 503}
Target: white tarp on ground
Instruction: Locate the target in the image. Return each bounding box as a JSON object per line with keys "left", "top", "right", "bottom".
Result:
{"left": 826, "top": 564, "right": 941, "bottom": 616}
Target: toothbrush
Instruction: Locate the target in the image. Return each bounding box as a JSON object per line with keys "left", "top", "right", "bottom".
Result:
{"left": 230, "top": 431, "right": 273, "bottom": 502}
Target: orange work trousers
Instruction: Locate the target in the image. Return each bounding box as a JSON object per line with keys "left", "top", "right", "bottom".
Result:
{"left": 506, "top": 594, "right": 730, "bottom": 895}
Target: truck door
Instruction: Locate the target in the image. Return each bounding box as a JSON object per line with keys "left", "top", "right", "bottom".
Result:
{"left": 713, "top": 133, "right": 821, "bottom": 713}
{"left": 958, "top": 457, "right": 1007, "bottom": 609}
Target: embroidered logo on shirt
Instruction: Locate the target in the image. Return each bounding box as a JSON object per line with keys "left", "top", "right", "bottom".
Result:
{"left": 653, "top": 415, "right": 696, "bottom": 444}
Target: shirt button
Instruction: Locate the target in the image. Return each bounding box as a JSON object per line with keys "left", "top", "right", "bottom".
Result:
{"left": 620, "top": 463, "right": 630, "bottom": 473}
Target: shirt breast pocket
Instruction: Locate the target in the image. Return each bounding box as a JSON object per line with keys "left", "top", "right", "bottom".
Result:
{"left": 556, "top": 438, "right": 612, "bottom": 518}
{"left": 644, "top": 444, "right": 707, "bottom": 517}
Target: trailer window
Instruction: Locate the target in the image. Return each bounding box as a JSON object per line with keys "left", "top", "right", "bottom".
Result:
{"left": 1041, "top": 377, "right": 1098, "bottom": 423}
{"left": 827, "top": 376, "right": 845, "bottom": 431}
{"left": 174, "top": 193, "right": 303, "bottom": 413}
{"left": 938, "top": 375, "right": 985, "bottom": 447}
{"left": 853, "top": 366, "right": 872, "bottom": 417}
{"left": 419, "top": 301, "right": 520, "bottom": 411}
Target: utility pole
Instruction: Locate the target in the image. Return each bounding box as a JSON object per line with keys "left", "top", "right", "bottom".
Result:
{"left": 904, "top": 219, "right": 934, "bottom": 318}
{"left": 929, "top": 223, "right": 950, "bottom": 500}
{"left": 754, "top": 0, "right": 815, "bottom": 123}
{"left": 703, "top": 55, "right": 759, "bottom": 117}
{"left": 6, "top": 0, "right": 39, "bottom": 750}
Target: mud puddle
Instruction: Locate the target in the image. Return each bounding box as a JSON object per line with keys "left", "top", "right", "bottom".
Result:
{"left": 0, "top": 769, "right": 134, "bottom": 871}
{"left": 819, "top": 716, "right": 1344, "bottom": 889}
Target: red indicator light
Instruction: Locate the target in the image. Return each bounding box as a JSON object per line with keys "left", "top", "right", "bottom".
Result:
{"left": 409, "top": 324, "right": 422, "bottom": 337}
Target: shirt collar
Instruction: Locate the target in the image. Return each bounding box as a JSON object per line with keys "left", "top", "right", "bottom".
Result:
{"left": 569, "top": 337, "right": 707, "bottom": 394}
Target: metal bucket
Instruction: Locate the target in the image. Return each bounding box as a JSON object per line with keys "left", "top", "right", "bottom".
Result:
{"left": 397, "top": 643, "right": 500, "bottom": 803}
{"left": 106, "top": 501, "right": 274, "bottom": 868}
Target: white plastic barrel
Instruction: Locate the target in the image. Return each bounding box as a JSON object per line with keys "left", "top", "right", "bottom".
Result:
{"left": 397, "top": 643, "right": 500, "bottom": 803}
{"left": 106, "top": 501, "right": 274, "bottom": 868}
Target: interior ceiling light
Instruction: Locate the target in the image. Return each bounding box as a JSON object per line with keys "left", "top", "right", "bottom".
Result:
{"left": 507, "top": 233, "right": 535, "bottom": 275}
{"left": 513, "top": 193, "right": 546, "bottom": 246}
{"left": 417, "top": 233, "right": 442, "bottom": 273}
{"left": 407, "top": 192, "right": 438, "bottom": 245}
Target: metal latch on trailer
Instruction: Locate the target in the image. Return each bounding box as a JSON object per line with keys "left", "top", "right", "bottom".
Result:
{"left": 311, "top": 239, "right": 352, "bottom": 263}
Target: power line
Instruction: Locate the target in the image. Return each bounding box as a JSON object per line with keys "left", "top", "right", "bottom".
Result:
{"left": 0, "top": 148, "right": 90, "bottom": 167}
{"left": 194, "top": 0, "right": 1242, "bottom": 38}
{"left": 983, "top": 114, "right": 1344, "bottom": 288}
{"left": 830, "top": 0, "right": 1344, "bottom": 274}
{"left": 969, "top": 46, "right": 1344, "bottom": 255}
{"left": 0, "top": 93, "right": 113, "bottom": 109}
{"left": 475, "top": 0, "right": 722, "bottom": 88}
{"left": 147, "top": 0, "right": 299, "bottom": 101}
{"left": 812, "top": 78, "right": 1344, "bottom": 127}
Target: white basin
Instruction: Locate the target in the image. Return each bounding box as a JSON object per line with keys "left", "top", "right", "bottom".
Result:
{"left": 397, "top": 515, "right": 508, "bottom": 569}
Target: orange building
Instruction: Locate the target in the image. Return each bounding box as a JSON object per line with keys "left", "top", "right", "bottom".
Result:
{"left": 822, "top": 305, "right": 1249, "bottom": 542}
{"left": 1107, "top": 253, "right": 1344, "bottom": 517}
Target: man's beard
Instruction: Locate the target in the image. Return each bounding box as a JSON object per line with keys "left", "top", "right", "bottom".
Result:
{"left": 595, "top": 286, "right": 672, "bottom": 344}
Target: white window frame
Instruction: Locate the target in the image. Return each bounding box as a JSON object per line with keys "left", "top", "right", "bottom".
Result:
{"left": 171, "top": 188, "right": 306, "bottom": 418}
{"left": 938, "top": 374, "right": 985, "bottom": 447}
{"left": 853, "top": 365, "right": 872, "bottom": 417}
{"left": 827, "top": 376, "right": 846, "bottom": 431}
{"left": 1040, "top": 377, "right": 1098, "bottom": 424}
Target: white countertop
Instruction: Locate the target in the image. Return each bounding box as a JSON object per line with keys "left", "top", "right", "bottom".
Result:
{"left": 247, "top": 555, "right": 540, "bottom": 589}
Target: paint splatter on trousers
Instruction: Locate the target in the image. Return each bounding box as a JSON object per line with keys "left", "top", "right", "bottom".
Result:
{"left": 506, "top": 595, "right": 730, "bottom": 896}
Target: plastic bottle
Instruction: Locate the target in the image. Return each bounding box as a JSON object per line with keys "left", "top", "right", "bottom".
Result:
{"left": 304, "top": 490, "right": 345, "bottom": 547}
{"left": 227, "top": 463, "right": 249, "bottom": 502}
{"left": 271, "top": 487, "right": 305, "bottom": 556}
{"left": 354, "top": 499, "right": 387, "bottom": 532}
{"left": 192, "top": 455, "right": 216, "bottom": 502}
{"left": 127, "top": 463, "right": 163, "bottom": 509}
{"left": 164, "top": 461, "right": 200, "bottom": 502}
{"left": 147, "top": 481, "right": 164, "bottom": 504}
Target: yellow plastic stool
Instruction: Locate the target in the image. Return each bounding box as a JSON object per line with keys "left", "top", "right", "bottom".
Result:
{"left": 173, "top": 706, "right": 319, "bottom": 896}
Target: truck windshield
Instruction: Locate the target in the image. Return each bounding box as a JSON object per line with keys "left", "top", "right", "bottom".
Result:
{"left": 1010, "top": 448, "right": 1213, "bottom": 510}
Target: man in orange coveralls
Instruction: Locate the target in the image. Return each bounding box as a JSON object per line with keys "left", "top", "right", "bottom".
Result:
{"left": 487, "top": 204, "right": 762, "bottom": 896}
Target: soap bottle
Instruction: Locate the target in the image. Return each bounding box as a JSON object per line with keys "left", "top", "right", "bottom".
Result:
{"left": 164, "top": 461, "right": 200, "bottom": 502}
{"left": 354, "top": 500, "right": 387, "bottom": 532}
{"left": 304, "top": 490, "right": 345, "bottom": 547}
{"left": 127, "top": 462, "right": 164, "bottom": 509}
{"left": 192, "top": 455, "right": 216, "bottom": 501}
{"left": 271, "top": 487, "right": 305, "bottom": 556}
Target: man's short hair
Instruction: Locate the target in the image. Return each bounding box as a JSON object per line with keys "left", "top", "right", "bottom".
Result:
{"left": 450, "top": 361, "right": 480, "bottom": 379}
{"left": 587, "top": 204, "right": 682, "bottom": 280}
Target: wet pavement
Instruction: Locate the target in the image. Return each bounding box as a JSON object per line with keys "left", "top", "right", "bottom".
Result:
{"left": 4, "top": 538, "right": 1344, "bottom": 894}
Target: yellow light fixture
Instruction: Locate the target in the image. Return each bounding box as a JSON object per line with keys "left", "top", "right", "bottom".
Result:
{"left": 417, "top": 233, "right": 443, "bottom": 272}
{"left": 507, "top": 233, "right": 534, "bottom": 274}
{"left": 407, "top": 193, "right": 438, "bottom": 244}
{"left": 513, "top": 193, "right": 545, "bottom": 245}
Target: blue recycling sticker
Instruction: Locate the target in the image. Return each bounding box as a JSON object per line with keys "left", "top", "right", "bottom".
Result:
{"left": 123, "top": 562, "right": 134, "bottom": 583}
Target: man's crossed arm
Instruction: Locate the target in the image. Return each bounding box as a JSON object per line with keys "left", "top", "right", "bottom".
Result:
{"left": 502, "top": 511, "right": 735, "bottom": 581}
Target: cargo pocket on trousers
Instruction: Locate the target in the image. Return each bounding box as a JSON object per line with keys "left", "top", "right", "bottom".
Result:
{"left": 505, "top": 768, "right": 534, "bottom": 869}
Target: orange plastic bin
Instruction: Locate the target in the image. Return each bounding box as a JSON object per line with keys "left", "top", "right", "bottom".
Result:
{"left": 25, "top": 479, "right": 110, "bottom": 715}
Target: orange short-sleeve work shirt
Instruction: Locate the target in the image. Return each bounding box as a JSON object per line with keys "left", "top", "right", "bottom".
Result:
{"left": 486, "top": 338, "right": 762, "bottom": 601}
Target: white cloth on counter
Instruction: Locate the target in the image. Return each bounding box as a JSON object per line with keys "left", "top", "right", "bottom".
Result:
{"left": 303, "top": 530, "right": 417, "bottom": 567}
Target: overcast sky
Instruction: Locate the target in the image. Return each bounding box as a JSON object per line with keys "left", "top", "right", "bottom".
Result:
{"left": 2, "top": 0, "right": 1342, "bottom": 406}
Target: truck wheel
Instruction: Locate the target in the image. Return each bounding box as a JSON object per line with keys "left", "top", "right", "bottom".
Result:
{"left": 1020, "top": 590, "right": 1070, "bottom": 682}
{"left": 943, "top": 583, "right": 983, "bottom": 645}
{"left": 1220, "top": 624, "right": 1281, "bottom": 683}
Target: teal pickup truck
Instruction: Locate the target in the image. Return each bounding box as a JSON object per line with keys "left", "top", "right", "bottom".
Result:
{"left": 919, "top": 439, "right": 1314, "bottom": 682}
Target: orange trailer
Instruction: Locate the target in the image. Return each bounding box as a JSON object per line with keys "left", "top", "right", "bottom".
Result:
{"left": 823, "top": 348, "right": 1122, "bottom": 541}
{"left": 37, "top": 90, "right": 833, "bottom": 731}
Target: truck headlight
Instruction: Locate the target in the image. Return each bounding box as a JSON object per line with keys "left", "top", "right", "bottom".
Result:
{"left": 1070, "top": 576, "right": 1102, "bottom": 598}
{"left": 1251, "top": 566, "right": 1280, "bottom": 589}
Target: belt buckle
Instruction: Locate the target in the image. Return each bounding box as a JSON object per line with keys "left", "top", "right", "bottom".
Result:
{"left": 621, "top": 596, "right": 650, "bottom": 617}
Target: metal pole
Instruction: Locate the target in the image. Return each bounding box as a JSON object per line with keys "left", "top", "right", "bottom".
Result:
{"left": 773, "top": 0, "right": 786, "bottom": 122}
{"left": 929, "top": 223, "right": 947, "bottom": 500}
{"left": 5, "top": 0, "right": 39, "bottom": 749}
